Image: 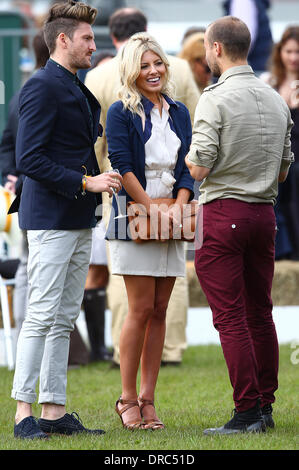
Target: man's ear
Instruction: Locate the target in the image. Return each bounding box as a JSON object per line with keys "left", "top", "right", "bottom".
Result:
{"left": 57, "top": 32, "right": 68, "bottom": 49}
{"left": 214, "top": 41, "right": 222, "bottom": 57}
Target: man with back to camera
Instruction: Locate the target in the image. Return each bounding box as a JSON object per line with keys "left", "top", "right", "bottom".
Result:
{"left": 11, "top": 1, "right": 122, "bottom": 440}
{"left": 186, "top": 16, "right": 294, "bottom": 434}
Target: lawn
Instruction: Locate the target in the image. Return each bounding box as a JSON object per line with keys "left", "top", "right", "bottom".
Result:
{"left": 0, "top": 344, "right": 298, "bottom": 453}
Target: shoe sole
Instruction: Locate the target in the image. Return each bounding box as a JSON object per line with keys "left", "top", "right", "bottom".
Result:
{"left": 203, "top": 421, "right": 266, "bottom": 435}
{"left": 262, "top": 415, "right": 275, "bottom": 428}
{"left": 15, "top": 433, "right": 49, "bottom": 440}
{"left": 40, "top": 429, "right": 105, "bottom": 435}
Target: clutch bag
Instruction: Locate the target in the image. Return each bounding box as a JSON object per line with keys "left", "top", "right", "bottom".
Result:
{"left": 127, "top": 198, "right": 198, "bottom": 243}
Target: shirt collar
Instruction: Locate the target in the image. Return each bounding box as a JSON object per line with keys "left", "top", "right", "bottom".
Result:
{"left": 218, "top": 64, "right": 254, "bottom": 83}
{"left": 49, "top": 58, "right": 79, "bottom": 82}
{"left": 141, "top": 94, "right": 177, "bottom": 116}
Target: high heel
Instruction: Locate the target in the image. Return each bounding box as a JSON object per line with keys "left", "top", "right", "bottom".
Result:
{"left": 138, "top": 397, "right": 165, "bottom": 430}
{"left": 115, "top": 397, "right": 143, "bottom": 430}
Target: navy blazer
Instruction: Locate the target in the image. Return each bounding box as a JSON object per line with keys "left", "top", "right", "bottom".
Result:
{"left": 13, "top": 59, "right": 102, "bottom": 230}
{"left": 105, "top": 96, "right": 194, "bottom": 240}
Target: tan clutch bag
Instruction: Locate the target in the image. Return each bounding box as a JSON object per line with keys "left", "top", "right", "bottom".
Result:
{"left": 127, "top": 198, "right": 199, "bottom": 243}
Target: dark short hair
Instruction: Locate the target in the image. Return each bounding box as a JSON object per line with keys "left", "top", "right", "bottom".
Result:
{"left": 43, "top": 1, "right": 97, "bottom": 54}
{"left": 92, "top": 50, "right": 115, "bottom": 68}
{"left": 207, "top": 16, "right": 251, "bottom": 61}
{"left": 108, "top": 8, "right": 147, "bottom": 42}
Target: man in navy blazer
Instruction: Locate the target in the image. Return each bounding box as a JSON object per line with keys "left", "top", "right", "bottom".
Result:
{"left": 11, "top": 1, "right": 122, "bottom": 440}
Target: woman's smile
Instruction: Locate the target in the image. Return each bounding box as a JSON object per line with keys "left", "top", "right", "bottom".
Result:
{"left": 136, "top": 50, "right": 166, "bottom": 101}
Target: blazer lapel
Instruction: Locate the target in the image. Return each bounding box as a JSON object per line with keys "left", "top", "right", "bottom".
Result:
{"left": 169, "top": 106, "right": 184, "bottom": 146}
{"left": 128, "top": 111, "right": 146, "bottom": 175}
{"left": 79, "top": 81, "right": 102, "bottom": 141}
{"left": 68, "top": 81, "right": 94, "bottom": 139}
{"left": 46, "top": 61, "right": 93, "bottom": 139}
{"left": 131, "top": 112, "right": 144, "bottom": 143}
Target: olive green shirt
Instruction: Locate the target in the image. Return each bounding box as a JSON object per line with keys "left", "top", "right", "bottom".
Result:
{"left": 188, "top": 65, "right": 294, "bottom": 205}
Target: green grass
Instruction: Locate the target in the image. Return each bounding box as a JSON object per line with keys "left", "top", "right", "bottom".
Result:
{"left": 0, "top": 344, "right": 298, "bottom": 451}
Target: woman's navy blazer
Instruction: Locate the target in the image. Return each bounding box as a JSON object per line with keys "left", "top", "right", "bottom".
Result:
{"left": 13, "top": 59, "right": 102, "bottom": 230}
{"left": 105, "top": 96, "right": 194, "bottom": 240}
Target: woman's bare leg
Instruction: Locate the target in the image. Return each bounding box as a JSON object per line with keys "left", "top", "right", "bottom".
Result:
{"left": 139, "top": 277, "right": 176, "bottom": 424}
{"left": 116, "top": 275, "right": 155, "bottom": 425}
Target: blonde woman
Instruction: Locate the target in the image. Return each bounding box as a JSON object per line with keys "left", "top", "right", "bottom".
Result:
{"left": 105, "top": 32, "right": 194, "bottom": 430}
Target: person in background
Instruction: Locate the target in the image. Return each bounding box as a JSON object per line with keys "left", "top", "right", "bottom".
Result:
{"left": 83, "top": 222, "right": 111, "bottom": 362}
{"left": 105, "top": 32, "right": 194, "bottom": 430}
{"left": 223, "top": 0, "right": 273, "bottom": 75}
{"left": 85, "top": 7, "right": 200, "bottom": 369}
{"left": 261, "top": 26, "right": 299, "bottom": 261}
{"left": 178, "top": 31, "right": 212, "bottom": 93}
{"left": 81, "top": 51, "right": 115, "bottom": 364}
{"left": 181, "top": 26, "right": 206, "bottom": 45}
{"left": 186, "top": 16, "right": 293, "bottom": 435}
{"left": 92, "top": 50, "right": 115, "bottom": 68}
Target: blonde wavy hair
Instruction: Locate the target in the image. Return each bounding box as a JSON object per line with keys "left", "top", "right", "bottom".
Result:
{"left": 118, "top": 32, "right": 175, "bottom": 117}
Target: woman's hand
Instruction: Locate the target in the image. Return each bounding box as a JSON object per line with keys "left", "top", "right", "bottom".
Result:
{"left": 168, "top": 204, "right": 183, "bottom": 239}
{"left": 149, "top": 202, "right": 182, "bottom": 241}
{"left": 150, "top": 205, "right": 172, "bottom": 241}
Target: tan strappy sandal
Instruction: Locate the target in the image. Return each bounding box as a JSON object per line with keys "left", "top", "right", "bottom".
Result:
{"left": 115, "top": 397, "right": 143, "bottom": 430}
{"left": 138, "top": 397, "right": 165, "bottom": 430}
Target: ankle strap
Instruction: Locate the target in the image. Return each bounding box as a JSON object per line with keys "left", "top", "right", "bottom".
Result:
{"left": 138, "top": 397, "right": 154, "bottom": 410}
{"left": 119, "top": 397, "right": 138, "bottom": 406}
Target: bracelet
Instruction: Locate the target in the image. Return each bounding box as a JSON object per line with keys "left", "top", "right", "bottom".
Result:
{"left": 81, "top": 175, "right": 87, "bottom": 195}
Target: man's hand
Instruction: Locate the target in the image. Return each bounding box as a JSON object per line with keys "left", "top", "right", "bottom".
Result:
{"left": 85, "top": 171, "right": 122, "bottom": 196}
{"left": 278, "top": 170, "right": 289, "bottom": 183}
{"left": 185, "top": 155, "right": 210, "bottom": 181}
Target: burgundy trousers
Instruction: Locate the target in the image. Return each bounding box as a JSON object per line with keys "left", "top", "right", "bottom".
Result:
{"left": 195, "top": 199, "right": 279, "bottom": 412}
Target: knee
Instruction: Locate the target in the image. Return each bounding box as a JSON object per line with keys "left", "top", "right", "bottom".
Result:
{"left": 22, "top": 310, "right": 55, "bottom": 336}
{"left": 130, "top": 303, "right": 155, "bottom": 326}
{"left": 152, "top": 301, "right": 168, "bottom": 323}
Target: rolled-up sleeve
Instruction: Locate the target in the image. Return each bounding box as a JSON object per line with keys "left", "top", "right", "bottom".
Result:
{"left": 188, "top": 92, "right": 222, "bottom": 169}
{"left": 280, "top": 111, "right": 295, "bottom": 172}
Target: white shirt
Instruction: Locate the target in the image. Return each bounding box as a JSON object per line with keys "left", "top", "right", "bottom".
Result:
{"left": 143, "top": 99, "right": 181, "bottom": 199}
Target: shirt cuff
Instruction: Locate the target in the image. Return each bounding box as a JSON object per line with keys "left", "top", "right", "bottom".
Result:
{"left": 187, "top": 149, "right": 216, "bottom": 169}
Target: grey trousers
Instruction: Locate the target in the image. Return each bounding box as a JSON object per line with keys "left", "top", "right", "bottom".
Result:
{"left": 11, "top": 229, "right": 92, "bottom": 405}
